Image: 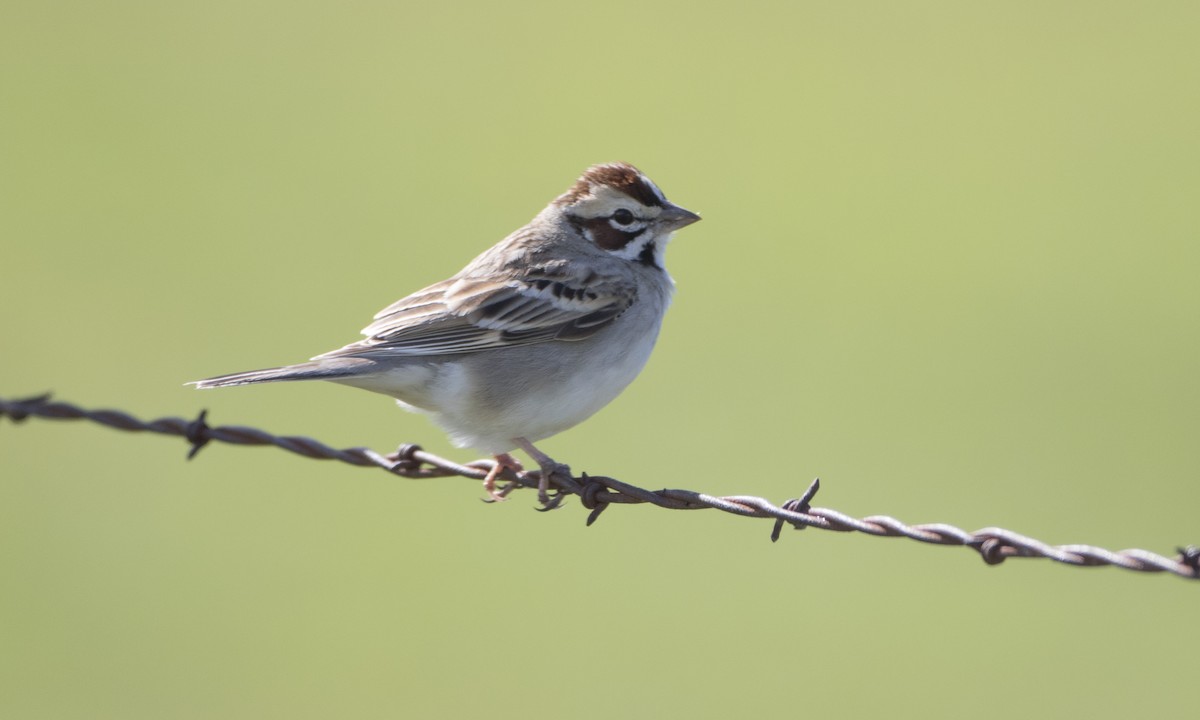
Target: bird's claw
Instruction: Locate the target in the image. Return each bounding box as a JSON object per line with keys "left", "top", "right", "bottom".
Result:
{"left": 535, "top": 490, "right": 567, "bottom": 512}
{"left": 481, "top": 453, "right": 523, "bottom": 503}
{"left": 534, "top": 462, "right": 571, "bottom": 510}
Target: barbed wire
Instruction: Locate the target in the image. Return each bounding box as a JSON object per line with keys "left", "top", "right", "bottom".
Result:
{"left": 3, "top": 392, "right": 1197, "bottom": 581}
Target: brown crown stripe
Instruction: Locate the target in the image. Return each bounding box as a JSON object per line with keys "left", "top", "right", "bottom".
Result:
{"left": 555, "top": 162, "right": 664, "bottom": 207}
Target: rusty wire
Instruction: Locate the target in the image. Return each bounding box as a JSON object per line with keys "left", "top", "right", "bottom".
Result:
{"left": 3, "top": 393, "right": 1197, "bottom": 581}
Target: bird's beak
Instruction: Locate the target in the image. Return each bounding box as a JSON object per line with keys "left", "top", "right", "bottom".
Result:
{"left": 658, "top": 203, "right": 702, "bottom": 231}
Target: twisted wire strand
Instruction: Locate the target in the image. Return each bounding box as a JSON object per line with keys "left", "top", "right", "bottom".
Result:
{"left": 3, "top": 393, "right": 1197, "bottom": 580}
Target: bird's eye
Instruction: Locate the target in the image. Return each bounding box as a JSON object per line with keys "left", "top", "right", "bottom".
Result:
{"left": 612, "top": 208, "right": 635, "bottom": 225}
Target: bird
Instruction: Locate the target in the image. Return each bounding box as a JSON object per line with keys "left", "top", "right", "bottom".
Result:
{"left": 191, "top": 162, "right": 700, "bottom": 506}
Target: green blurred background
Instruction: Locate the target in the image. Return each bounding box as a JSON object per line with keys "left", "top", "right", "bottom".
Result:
{"left": 3, "top": 1, "right": 1198, "bottom": 718}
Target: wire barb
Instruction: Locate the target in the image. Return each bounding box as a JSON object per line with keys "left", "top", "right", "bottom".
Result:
{"left": 185, "top": 409, "right": 211, "bottom": 459}
{"left": 2, "top": 393, "right": 1197, "bottom": 581}
{"left": 771, "top": 477, "right": 822, "bottom": 542}
{"left": 1178, "top": 546, "right": 1200, "bottom": 573}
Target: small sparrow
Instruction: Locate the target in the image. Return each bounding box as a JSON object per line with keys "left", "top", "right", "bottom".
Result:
{"left": 192, "top": 162, "right": 700, "bottom": 505}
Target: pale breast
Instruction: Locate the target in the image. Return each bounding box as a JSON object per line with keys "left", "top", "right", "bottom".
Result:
{"left": 421, "top": 287, "right": 669, "bottom": 453}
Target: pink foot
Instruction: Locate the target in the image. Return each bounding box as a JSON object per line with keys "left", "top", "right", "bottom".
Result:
{"left": 482, "top": 452, "right": 523, "bottom": 502}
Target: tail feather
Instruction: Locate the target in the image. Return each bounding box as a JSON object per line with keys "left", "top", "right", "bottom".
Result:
{"left": 190, "top": 359, "right": 374, "bottom": 389}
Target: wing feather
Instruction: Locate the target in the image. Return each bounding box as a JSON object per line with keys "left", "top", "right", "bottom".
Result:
{"left": 315, "top": 268, "right": 635, "bottom": 360}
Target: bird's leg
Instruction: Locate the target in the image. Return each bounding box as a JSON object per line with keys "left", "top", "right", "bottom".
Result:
{"left": 512, "top": 437, "right": 570, "bottom": 507}
{"left": 482, "top": 452, "right": 523, "bottom": 502}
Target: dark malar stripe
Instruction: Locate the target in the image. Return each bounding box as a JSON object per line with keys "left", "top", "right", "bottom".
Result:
{"left": 637, "top": 241, "right": 660, "bottom": 270}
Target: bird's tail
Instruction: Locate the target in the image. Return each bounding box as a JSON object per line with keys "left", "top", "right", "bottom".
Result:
{"left": 190, "top": 359, "right": 374, "bottom": 389}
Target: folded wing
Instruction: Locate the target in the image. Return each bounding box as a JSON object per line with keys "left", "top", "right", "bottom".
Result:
{"left": 315, "top": 270, "right": 636, "bottom": 360}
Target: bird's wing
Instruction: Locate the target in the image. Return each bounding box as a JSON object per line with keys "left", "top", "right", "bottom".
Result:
{"left": 315, "top": 268, "right": 636, "bottom": 359}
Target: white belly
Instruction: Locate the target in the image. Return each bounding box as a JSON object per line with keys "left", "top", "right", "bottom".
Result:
{"left": 330, "top": 284, "right": 670, "bottom": 455}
